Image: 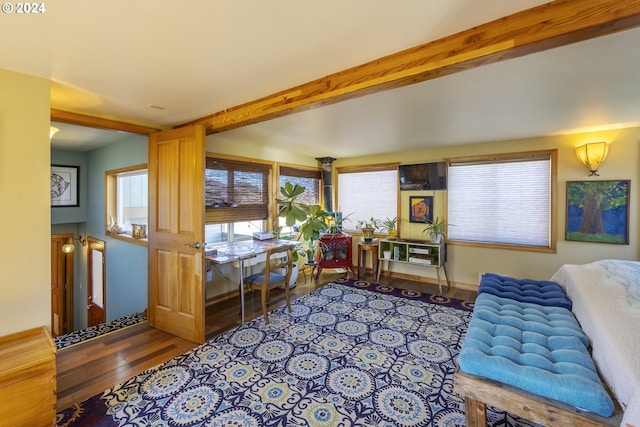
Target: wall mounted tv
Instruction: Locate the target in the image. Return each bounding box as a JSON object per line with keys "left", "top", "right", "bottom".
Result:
{"left": 399, "top": 162, "right": 447, "bottom": 191}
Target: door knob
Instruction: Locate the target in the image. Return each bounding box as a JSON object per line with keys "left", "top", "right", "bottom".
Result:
{"left": 186, "top": 242, "right": 202, "bottom": 249}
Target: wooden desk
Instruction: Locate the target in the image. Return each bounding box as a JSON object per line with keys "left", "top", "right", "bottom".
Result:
{"left": 358, "top": 239, "right": 379, "bottom": 281}
{"left": 205, "top": 239, "right": 299, "bottom": 324}
{"left": 0, "top": 326, "right": 56, "bottom": 427}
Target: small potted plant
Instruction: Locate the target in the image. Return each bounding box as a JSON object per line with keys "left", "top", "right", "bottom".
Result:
{"left": 380, "top": 216, "right": 398, "bottom": 239}
{"left": 356, "top": 217, "right": 380, "bottom": 242}
{"left": 422, "top": 216, "right": 448, "bottom": 244}
{"left": 325, "top": 212, "right": 353, "bottom": 235}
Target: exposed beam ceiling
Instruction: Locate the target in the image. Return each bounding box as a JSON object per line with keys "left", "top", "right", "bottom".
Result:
{"left": 184, "top": 0, "right": 640, "bottom": 135}
{"left": 2, "top": 1, "right": 638, "bottom": 155}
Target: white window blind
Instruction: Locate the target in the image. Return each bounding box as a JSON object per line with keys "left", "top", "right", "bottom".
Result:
{"left": 448, "top": 154, "right": 552, "bottom": 247}
{"left": 338, "top": 168, "right": 398, "bottom": 232}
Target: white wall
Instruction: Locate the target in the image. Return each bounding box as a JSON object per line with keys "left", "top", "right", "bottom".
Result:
{"left": 0, "top": 69, "right": 51, "bottom": 337}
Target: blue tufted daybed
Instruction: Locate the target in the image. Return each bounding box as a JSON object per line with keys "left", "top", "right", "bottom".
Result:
{"left": 455, "top": 271, "right": 626, "bottom": 427}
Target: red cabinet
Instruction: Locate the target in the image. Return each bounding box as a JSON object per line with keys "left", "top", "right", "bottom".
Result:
{"left": 316, "top": 233, "right": 354, "bottom": 278}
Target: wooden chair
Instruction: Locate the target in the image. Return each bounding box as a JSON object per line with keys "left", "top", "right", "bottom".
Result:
{"left": 244, "top": 246, "right": 294, "bottom": 324}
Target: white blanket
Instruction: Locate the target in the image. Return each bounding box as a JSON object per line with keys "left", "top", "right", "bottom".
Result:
{"left": 551, "top": 260, "right": 640, "bottom": 426}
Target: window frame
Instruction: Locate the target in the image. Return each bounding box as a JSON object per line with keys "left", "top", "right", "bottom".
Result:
{"left": 105, "top": 164, "right": 148, "bottom": 247}
{"left": 204, "top": 155, "right": 272, "bottom": 224}
{"left": 336, "top": 163, "right": 400, "bottom": 237}
{"left": 446, "top": 149, "right": 557, "bottom": 253}
{"left": 276, "top": 164, "right": 323, "bottom": 237}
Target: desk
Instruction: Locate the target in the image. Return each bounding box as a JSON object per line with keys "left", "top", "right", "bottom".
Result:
{"left": 358, "top": 239, "right": 379, "bottom": 281}
{"left": 205, "top": 239, "right": 298, "bottom": 324}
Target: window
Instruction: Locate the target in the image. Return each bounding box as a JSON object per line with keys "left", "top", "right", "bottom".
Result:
{"left": 105, "top": 164, "right": 148, "bottom": 243}
{"left": 278, "top": 166, "right": 322, "bottom": 236}
{"left": 447, "top": 150, "right": 556, "bottom": 250}
{"left": 337, "top": 166, "right": 398, "bottom": 232}
{"left": 204, "top": 157, "right": 271, "bottom": 243}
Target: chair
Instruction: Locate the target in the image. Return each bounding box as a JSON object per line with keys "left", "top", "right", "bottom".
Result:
{"left": 244, "top": 246, "right": 293, "bottom": 324}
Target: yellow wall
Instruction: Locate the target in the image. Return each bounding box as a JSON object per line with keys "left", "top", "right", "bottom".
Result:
{"left": 206, "top": 135, "right": 318, "bottom": 167}
{"left": 0, "top": 69, "right": 51, "bottom": 336}
{"left": 336, "top": 127, "right": 639, "bottom": 287}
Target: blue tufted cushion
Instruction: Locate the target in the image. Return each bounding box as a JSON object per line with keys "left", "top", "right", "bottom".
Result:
{"left": 459, "top": 293, "right": 614, "bottom": 417}
{"left": 479, "top": 272, "right": 572, "bottom": 310}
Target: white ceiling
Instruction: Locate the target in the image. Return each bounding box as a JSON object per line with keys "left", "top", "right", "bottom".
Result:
{"left": 2, "top": 1, "right": 639, "bottom": 157}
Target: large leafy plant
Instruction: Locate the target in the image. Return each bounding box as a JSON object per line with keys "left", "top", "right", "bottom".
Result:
{"left": 276, "top": 182, "right": 330, "bottom": 259}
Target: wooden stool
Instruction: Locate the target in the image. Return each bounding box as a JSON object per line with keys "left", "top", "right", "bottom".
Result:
{"left": 358, "top": 239, "right": 379, "bottom": 281}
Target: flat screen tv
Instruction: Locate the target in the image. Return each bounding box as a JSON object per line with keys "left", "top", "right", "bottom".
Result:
{"left": 399, "top": 162, "right": 447, "bottom": 191}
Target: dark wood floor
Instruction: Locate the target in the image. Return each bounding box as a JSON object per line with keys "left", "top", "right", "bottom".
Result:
{"left": 56, "top": 269, "right": 477, "bottom": 411}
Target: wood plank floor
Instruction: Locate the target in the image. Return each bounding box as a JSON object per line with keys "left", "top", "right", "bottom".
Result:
{"left": 56, "top": 269, "right": 477, "bottom": 411}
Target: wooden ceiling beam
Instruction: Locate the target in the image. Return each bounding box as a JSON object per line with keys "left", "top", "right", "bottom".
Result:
{"left": 51, "top": 109, "right": 161, "bottom": 135}
{"left": 181, "top": 0, "right": 640, "bottom": 134}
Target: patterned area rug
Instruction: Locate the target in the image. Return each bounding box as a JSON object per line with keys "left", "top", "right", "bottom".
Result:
{"left": 54, "top": 312, "right": 147, "bottom": 349}
{"left": 57, "top": 279, "right": 539, "bottom": 426}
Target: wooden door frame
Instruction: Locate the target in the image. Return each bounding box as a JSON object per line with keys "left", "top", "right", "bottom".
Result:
{"left": 87, "top": 236, "right": 106, "bottom": 327}
{"left": 51, "top": 233, "right": 74, "bottom": 337}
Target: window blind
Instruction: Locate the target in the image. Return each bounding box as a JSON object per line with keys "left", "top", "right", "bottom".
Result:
{"left": 337, "top": 168, "right": 398, "bottom": 232}
{"left": 205, "top": 157, "right": 270, "bottom": 224}
{"left": 279, "top": 166, "right": 321, "bottom": 206}
{"left": 448, "top": 154, "right": 552, "bottom": 247}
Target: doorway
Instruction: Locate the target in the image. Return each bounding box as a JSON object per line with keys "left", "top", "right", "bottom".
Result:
{"left": 51, "top": 234, "right": 74, "bottom": 337}
{"left": 87, "top": 237, "right": 106, "bottom": 327}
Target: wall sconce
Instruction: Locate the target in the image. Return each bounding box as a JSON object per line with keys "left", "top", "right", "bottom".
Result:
{"left": 575, "top": 142, "right": 609, "bottom": 176}
{"left": 50, "top": 126, "right": 59, "bottom": 141}
{"left": 61, "top": 235, "right": 87, "bottom": 253}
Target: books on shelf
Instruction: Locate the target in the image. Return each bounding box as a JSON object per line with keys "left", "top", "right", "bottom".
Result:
{"left": 409, "top": 247, "right": 430, "bottom": 254}
{"left": 408, "top": 257, "right": 432, "bottom": 265}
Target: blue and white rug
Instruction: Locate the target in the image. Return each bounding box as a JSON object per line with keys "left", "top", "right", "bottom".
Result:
{"left": 57, "top": 278, "right": 539, "bottom": 426}
{"left": 54, "top": 312, "right": 147, "bottom": 349}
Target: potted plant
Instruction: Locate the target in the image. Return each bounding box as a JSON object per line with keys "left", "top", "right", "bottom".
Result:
{"left": 276, "top": 182, "right": 330, "bottom": 261}
{"left": 380, "top": 216, "right": 398, "bottom": 239}
{"left": 356, "top": 217, "right": 380, "bottom": 242}
{"left": 422, "top": 216, "right": 448, "bottom": 244}
{"left": 325, "top": 212, "right": 353, "bottom": 235}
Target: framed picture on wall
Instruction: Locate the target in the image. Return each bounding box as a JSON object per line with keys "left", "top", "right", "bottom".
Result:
{"left": 409, "top": 196, "right": 433, "bottom": 223}
{"left": 566, "top": 180, "right": 630, "bottom": 244}
{"left": 51, "top": 165, "right": 79, "bottom": 207}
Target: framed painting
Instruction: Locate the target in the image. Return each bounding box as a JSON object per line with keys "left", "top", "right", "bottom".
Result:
{"left": 51, "top": 165, "right": 79, "bottom": 207}
{"left": 566, "top": 180, "right": 629, "bottom": 244}
{"left": 409, "top": 196, "right": 433, "bottom": 223}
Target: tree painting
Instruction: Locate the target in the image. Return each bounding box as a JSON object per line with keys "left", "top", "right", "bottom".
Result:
{"left": 566, "top": 180, "right": 630, "bottom": 244}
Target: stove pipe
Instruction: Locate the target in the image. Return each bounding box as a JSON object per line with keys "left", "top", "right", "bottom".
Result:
{"left": 316, "top": 157, "right": 336, "bottom": 212}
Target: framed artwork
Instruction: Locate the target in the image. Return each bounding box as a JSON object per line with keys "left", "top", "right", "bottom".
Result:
{"left": 51, "top": 165, "right": 79, "bottom": 207}
{"left": 566, "top": 180, "right": 629, "bottom": 244}
{"left": 409, "top": 196, "right": 433, "bottom": 223}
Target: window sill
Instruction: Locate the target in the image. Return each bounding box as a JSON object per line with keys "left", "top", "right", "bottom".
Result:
{"left": 106, "top": 231, "right": 148, "bottom": 247}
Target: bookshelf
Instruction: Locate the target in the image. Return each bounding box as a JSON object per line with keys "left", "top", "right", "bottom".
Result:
{"left": 378, "top": 238, "right": 449, "bottom": 294}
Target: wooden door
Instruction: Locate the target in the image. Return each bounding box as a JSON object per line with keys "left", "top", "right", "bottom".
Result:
{"left": 51, "top": 234, "right": 74, "bottom": 337}
{"left": 148, "top": 125, "right": 205, "bottom": 343}
{"left": 87, "top": 237, "right": 106, "bottom": 327}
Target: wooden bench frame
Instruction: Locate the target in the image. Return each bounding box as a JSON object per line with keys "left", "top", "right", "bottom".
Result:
{"left": 454, "top": 370, "right": 623, "bottom": 427}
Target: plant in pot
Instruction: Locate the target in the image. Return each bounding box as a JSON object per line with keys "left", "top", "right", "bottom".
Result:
{"left": 380, "top": 216, "right": 398, "bottom": 239}
{"left": 325, "top": 212, "right": 353, "bottom": 235}
{"left": 276, "top": 182, "right": 330, "bottom": 262}
{"left": 356, "top": 217, "right": 380, "bottom": 242}
{"left": 422, "top": 216, "right": 448, "bottom": 244}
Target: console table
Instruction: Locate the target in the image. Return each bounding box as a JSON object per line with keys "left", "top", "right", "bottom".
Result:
{"left": 378, "top": 239, "right": 449, "bottom": 294}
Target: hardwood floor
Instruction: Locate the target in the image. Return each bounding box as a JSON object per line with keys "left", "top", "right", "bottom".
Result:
{"left": 56, "top": 268, "right": 477, "bottom": 411}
